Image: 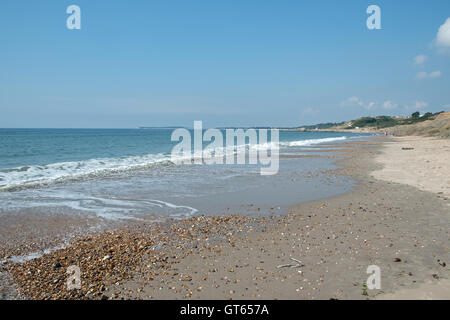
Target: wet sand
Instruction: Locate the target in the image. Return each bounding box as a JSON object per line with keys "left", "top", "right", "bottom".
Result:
{"left": 1, "top": 136, "right": 449, "bottom": 300}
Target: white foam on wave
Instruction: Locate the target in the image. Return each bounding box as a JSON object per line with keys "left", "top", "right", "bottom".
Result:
{"left": 0, "top": 189, "right": 198, "bottom": 221}
{"left": 0, "top": 153, "right": 174, "bottom": 191}
{"left": 0, "top": 136, "right": 348, "bottom": 191}
{"left": 1, "top": 243, "right": 68, "bottom": 264}
{"left": 284, "top": 136, "right": 348, "bottom": 147}
{"left": 248, "top": 136, "right": 348, "bottom": 150}
{"left": 0, "top": 197, "right": 198, "bottom": 263}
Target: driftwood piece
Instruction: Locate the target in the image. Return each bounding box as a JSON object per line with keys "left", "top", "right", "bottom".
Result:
{"left": 277, "top": 258, "right": 305, "bottom": 269}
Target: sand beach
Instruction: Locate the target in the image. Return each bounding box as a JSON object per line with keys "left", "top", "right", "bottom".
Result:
{"left": 1, "top": 135, "right": 448, "bottom": 300}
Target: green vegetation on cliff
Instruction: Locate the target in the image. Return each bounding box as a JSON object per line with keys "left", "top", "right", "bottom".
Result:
{"left": 346, "top": 111, "right": 443, "bottom": 129}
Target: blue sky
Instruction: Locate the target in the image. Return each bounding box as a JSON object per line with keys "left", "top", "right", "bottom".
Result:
{"left": 1, "top": 0, "right": 449, "bottom": 128}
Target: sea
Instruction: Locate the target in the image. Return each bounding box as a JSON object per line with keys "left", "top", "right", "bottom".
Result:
{"left": 0, "top": 128, "right": 373, "bottom": 221}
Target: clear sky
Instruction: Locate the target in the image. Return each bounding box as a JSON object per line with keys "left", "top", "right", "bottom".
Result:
{"left": 1, "top": 0, "right": 449, "bottom": 128}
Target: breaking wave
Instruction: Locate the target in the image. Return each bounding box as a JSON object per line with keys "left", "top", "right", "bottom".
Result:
{"left": 0, "top": 136, "right": 348, "bottom": 191}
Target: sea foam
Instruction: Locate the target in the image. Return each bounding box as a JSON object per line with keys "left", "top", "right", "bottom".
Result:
{"left": 0, "top": 136, "right": 348, "bottom": 191}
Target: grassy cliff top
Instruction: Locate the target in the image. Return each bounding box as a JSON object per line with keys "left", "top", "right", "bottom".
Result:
{"left": 291, "top": 111, "right": 450, "bottom": 138}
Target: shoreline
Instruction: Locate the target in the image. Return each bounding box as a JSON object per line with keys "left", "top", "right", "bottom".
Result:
{"left": 0, "top": 139, "right": 362, "bottom": 264}
{"left": 1, "top": 136, "right": 449, "bottom": 299}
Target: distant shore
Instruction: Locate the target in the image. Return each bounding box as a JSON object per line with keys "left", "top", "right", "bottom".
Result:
{"left": 283, "top": 111, "right": 450, "bottom": 138}
{"left": 280, "top": 127, "right": 382, "bottom": 134}
{"left": 1, "top": 136, "right": 449, "bottom": 300}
